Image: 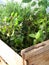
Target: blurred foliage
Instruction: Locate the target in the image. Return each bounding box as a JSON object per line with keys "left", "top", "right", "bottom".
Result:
{"left": 31, "top": 1, "right": 36, "bottom": 6}
{"left": 22, "top": 0, "right": 32, "bottom": 3}
{"left": 0, "top": 0, "right": 49, "bottom": 53}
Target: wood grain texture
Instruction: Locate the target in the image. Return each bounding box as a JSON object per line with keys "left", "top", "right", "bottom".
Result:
{"left": 0, "top": 39, "right": 25, "bottom": 65}
{"left": 21, "top": 40, "right": 49, "bottom": 65}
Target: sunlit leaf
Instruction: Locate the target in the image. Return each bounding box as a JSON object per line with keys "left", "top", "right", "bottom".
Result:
{"left": 14, "top": 18, "right": 18, "bottom": 26}
{"left": 35, "top": 30, "right": 42, "bottom": 39}
{"left": 11, "top": 12, "right": 14, "bottom": 16}
{"left": 29, "top": 33, "right": 35, "bottom": 38}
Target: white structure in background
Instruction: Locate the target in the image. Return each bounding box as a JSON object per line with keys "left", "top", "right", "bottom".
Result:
{"left": 46, "top": 7, "right": 49, "bottom": 14}
{"left": 47, "top": 0, "right": 49, "bottom": 14}
{"left": 0, "top": 0, "right": 22, "bottom": 4}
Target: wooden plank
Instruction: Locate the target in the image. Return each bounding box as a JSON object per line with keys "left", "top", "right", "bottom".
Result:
{"left": 21, "top": 40, "right": 49, "bottom": 65}
{"left": 0, "top": 39, "right": 25, "bottom": 65}
{"left": 0, "top": 56, "right": 8, "bottom": 65}
{"left": 28, "top": 49, "right": 49, "bottom": 65}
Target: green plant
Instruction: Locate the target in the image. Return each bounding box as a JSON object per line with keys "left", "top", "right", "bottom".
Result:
{"left": 0, "top": 0, "right": 49, "bottom": 53}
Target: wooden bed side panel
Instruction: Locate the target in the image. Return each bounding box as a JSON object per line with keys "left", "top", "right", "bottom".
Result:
{"left": 0, "top": 40, "right": 25, "bottom": 65}
{"left": 28, "top": 49, "right": 49, "bottom": 65}
{"left": 21, "top": 40, "right": 49, "bottom": 65}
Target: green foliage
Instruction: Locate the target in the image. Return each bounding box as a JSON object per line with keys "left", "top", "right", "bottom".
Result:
{"left": 31, "top": 1, "right": 36, "bottom": 6}
{"left": 22, "top": 0, "right": 32, "bottom": 3}
{"left": 0, "top": 0, "right": 49, "bottom": 53}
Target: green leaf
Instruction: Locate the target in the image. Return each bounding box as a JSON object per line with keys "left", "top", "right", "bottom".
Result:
{"left": 47, "top": 2, "right": 49, "bottom": 6}
{"left": 3, "top": 16, "right": 7, "bottom": 22}
{"left": 14, "top": 12, "right": 17, "bottom": 18}
{"left": 34, "top": 8, "right": 39, "bottom": 11}
{"left": 14, "top": 18, "right": 18, "bottom": 26}
{"left": 31, "top": 1, "right": 36, "bottom": 6}
{"left": 18, "top": 15, "right": 23, "bottom": 22}
{"left": 11, "top": 12, "right": 14, "bottom": 16}
{"left": 2, "top": 27, "right": 6, "bottom": 34}
{"left": 29, "top": 33, "right": 35, "bottom": 38}
{"left": 47, "top": 27, "right": 49, "bottom": 33}
{"left": 38, "top": 0, "right": 47, "bottom": 7}
{"left": 22, "top": 0, "right": 32, "bottom": 3}
{"left": 35, "top": 30, "right": 42, "bottom": 39}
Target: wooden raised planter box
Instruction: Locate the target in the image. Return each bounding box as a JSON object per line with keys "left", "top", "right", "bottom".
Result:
{"left": 0, "top": 39, "right": 49, "bottom": 65}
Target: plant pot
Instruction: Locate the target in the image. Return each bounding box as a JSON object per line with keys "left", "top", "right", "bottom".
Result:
{"left": 0, "top": 39, "right": 49, "bottom": 65}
